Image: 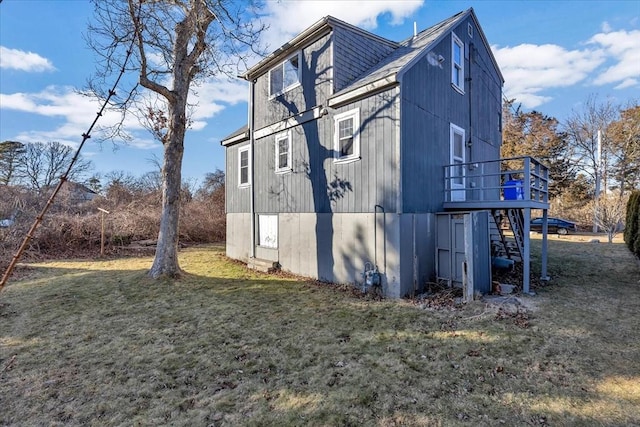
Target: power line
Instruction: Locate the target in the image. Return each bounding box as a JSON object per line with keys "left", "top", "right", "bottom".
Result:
{"left": 0, "top": 16, "right": 138, "bottom": 291}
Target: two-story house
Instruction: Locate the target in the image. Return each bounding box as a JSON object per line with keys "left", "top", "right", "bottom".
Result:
{"left": 222, "top": 8, "right": 551, "bottom": 298}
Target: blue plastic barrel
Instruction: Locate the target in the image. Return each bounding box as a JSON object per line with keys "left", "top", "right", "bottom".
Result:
{"left": 504, "top": 179, "right": 524, "bottom": 200}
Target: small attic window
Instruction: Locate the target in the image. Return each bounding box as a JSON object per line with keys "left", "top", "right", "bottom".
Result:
{"left": 269, "top": 52, "right": 302, "bottom": 97}
{"left": 468, "top": 23, "right": 473, "bottom": 38}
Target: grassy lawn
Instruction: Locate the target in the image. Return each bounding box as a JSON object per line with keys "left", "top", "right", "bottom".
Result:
{"left": 1, "top": 238, "right": 639, "bottom": 426}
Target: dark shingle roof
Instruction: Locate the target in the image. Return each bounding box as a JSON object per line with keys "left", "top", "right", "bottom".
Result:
{"left": 220, "top": 124, "right": 249, "bottom": 146}
{"left": 331, "top": 10, "right": 467, "bottom": 100}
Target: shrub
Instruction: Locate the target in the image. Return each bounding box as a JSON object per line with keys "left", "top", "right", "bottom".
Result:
{"left": 0, "top": 178, "right": 226, "bottom": 269}
{"left": 624, "top": 191, "right": 640, "bottom": 257}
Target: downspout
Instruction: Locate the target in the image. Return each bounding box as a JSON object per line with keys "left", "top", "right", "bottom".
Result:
{"left": 467, "top": 43, "right": 474, "bottom": 165}
{"left": 249, "top": 78, "right": 256, "bottom": 258}
{"left": 395, "top": 80, "right": 403, "bottom": 214}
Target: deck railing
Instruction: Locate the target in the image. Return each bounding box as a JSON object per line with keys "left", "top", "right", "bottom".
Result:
{"left": 444, "top": 156, "right": 549, "bottom": 204}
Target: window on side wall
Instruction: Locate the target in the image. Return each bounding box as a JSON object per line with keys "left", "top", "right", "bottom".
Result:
{"left": 275, "top": 131, "right": 292, "bottom": 173}
{"left": 334, "top": 108, "right": 360, "bottom": 163}
{"left": 269, "top": 52, "right": 301, "bottom": 97}
{"left": 238, "top": 146, "right": 250, "bottom": 187}
{"left": 451, "top": 32, "right": 464, "bottom": 93}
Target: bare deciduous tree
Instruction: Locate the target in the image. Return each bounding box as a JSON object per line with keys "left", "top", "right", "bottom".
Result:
{"left": 19, "top": 142, "right": 93, "bottom": 191}
{"left": 564, "top": 95, "right": 617, "bottom": 197}
{"left": 594, "top": 192, "right": 627, "bottom": 243}
{"left": 87, "top": 0, "right": 265, "bottom": 278}
{"left": 564, "top": 95, "right": 619, "bottom": 232}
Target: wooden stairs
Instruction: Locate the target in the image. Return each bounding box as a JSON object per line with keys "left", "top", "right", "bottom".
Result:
{"left": 490, "top": 209, "right": 525, "bottom": 262}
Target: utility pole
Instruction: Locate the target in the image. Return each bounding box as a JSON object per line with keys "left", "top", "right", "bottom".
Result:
{"left": 593, "top": 129, "right": 602, "bottom": 233}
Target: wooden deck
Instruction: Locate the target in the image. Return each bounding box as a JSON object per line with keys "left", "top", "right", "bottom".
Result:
{"left": 443, "top": 156, "right": 550, "bottom": 211}
{"left": 443, "top": 199, "right": 549, "bottom": 210}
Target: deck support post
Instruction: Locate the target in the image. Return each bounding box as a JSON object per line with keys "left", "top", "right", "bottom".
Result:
{"left": 523, "top": 207, "right": 531, "bottom": 294}
{"left": 540, "top": 209, "right": 550, "bottom": 281}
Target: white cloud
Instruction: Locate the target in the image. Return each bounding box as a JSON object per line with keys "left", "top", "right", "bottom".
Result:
{"left": 494, "top": 25, "right": 640, "bottom": 108}
{"left": 0, "top": 77, "right": 246, "bottom": 149}
{"left": 261, "top": 0, "right": 423, "bottom": 51}
{"left": 614, "top": 78, "right": 638, "bottom": 89}
{"left": 0, "top": 46, "right": 55, "bottom": 72}
{"left": 588, "top": 29, "right": 640, "bottom": 87}
{"left": 492, "top": 43, "right": 605, "bottom": 108}
{"left": 0, "top": 86, "right": 149, "bottom": 148}
{"left": 1, "top": 86, "right": 137, "bottom": 124}
{"left": 188, "top": 78, "right": 247, "bottom": 121}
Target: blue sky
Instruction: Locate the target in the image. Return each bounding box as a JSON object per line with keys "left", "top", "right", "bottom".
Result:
{"left": 1, "top": 0, "right": 639, "bottom": 185}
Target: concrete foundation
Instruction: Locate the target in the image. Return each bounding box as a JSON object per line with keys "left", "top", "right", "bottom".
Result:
{"left": 226, "top": 212, "right": 437, "bottom": 298}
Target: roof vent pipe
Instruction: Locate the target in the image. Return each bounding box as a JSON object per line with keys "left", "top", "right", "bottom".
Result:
{"left": 413, "top": 21, "right": 417, "bottom": 37}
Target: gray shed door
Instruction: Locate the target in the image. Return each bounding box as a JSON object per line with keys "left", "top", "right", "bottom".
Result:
{"left": 436, "top": 214, "right": 465, "bottom": 286}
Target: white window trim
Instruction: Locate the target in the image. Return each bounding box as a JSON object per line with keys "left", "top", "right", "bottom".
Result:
{"left": 268, "top": 51, "right": 302, "bottom": 98}
{"left": 451, "top": 32, "right": 465, "bottom": 94}
{"left": 274, "top": 130, "right": 292, "bottom": 174}
{"left": 238, "top": 145, "right": 250, "bottom": 188}
{"left": 333, "top": 108, "right": 360, "bottom": 164}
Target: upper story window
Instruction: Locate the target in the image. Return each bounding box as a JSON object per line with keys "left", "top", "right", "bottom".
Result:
{"left": 269, "top": 52, "right": 302, "bottom": 97}
{"left": 451, "top": 32, "right": 464, "bottom": 93}
{"left": 275, "top": 131, "right": 292, "bottom": 173}
{"left": 334, "top": 108, "right": 360, "bottom": 163}
{"left": 238, "top": 146, "right": 250, "bottom": 187}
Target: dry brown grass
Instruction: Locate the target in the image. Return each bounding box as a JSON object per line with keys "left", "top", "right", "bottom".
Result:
{"left": 1, "top": 241, "right": 639, "bottom": 426}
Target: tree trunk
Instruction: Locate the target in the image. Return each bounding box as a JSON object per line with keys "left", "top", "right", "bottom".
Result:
{"left": 148, "top": 97, "right": 186, "bottom": 278}
{"left": 135, "top": 0, "right": 213, "bottom": 279}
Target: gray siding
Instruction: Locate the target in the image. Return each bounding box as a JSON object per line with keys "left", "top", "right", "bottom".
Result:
{"left": 246, "top": 88, "right": 399, "bottom": 215}
{"left": 225, "top": 142, "right": 251, "bottom": 213}
{"left": 332, "top": 27, "right": 396, "bottom": 92}
{"left": 253, "top": 34, "right": 333, "bottom": 130}
{"left": 400, "top": 16, "right": 502, "bottom": 213}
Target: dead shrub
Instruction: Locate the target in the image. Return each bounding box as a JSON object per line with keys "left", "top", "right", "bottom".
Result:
{"left": 180, "top": 199, "right": 225, "bottom": 243}
{"left": 0, "top": 176, "right": 226, "bottom": 268}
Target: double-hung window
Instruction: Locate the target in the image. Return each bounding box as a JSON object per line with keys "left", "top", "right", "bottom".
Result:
{"left": 275, "top": 131, "right": 292, "bottom": 173}
{"left": 238, "top": 146, "right": 250, "bottom": 187}
{"left": 334, "top": 109, "right": 360, "bottom": 163}
{"left": 451, "top": 32, "right": 464, "bottom": 92}
{"left": 269, "top": 52, "right": 302, "bottom": 97}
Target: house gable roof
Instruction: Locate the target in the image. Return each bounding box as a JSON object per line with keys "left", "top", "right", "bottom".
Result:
{"left": 329, "top": 8, "right": 504, "bottom": 107}
{"left": 243, "top": 16, "right": 398, "bottom": 81}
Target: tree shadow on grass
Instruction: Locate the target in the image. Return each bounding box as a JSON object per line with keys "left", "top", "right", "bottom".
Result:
{"left": 1, "top": 243, "right": 639, "bottom": 425}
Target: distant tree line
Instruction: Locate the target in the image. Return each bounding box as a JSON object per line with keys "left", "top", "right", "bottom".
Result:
{"left": 0, "top": 139, "right": 226, "bottom": 270}
{"left": 502, "top": 95, "right": 639, "bottom": 241}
